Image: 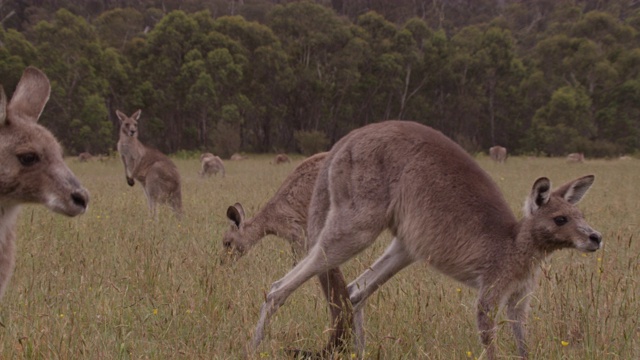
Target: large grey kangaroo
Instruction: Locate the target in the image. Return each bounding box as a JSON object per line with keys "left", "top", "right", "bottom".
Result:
{"left": 248, "top": 121, "right": 602, "bottom": 359}
{"left": 116, "top": 109, "right": 182, "bottom": 217}
{"left": 0, "top": 67, "right": 89, "bottom": 298}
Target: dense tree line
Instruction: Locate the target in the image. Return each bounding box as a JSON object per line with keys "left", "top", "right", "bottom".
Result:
{"left": 1, "top": 0, "right": 639, "bottom": 157}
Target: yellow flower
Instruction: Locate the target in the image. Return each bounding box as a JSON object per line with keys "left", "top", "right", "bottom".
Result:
{"left": 153, "top": 309, "right": 158, "bottom": 315}
{"left": 466, "top": 351, "right": 473, "bottom": 357}
{"left": 561, "top": 340, "right": 569, "bottom": 347}
{"left": 59, "top": 314, "right": 64, "bottom": 318}
{"left": 456, "top": 288, "right": 462, "bottom": 293}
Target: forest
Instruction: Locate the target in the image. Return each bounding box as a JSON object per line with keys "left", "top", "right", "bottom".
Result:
{"left": 1, "top": 0, "right": 639, "bottom": 157}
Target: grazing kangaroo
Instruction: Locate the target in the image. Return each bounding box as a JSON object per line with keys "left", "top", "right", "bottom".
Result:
{"left": 223, "top": 152, "right": 350, "bottom": 356}
{"left": 272, "top": 153, "right": 290, "bottom": 164}
{"left": 0, "top": 67, "right": 89, "bottom": 298}
{"left": 77, "top": 152, "right": 93, "bottom": 162}
{"left": 248, "top": 121, "right": 602, "bottom": 359}
{"left": 199, "top": 153, "right": 225, "bottom": 177}
{"left": 567, "top": 152, "right": 585, "bottom": 163}
{"left": 489, "top": 145, "right": 507, "bottom": 163}
{"left": 116, "top": 109, "right": 182, "bottom": 217}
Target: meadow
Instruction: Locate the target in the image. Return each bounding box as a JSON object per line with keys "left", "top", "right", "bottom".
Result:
{"left": 0, "top": 154, "right": 638, "bottom": 359}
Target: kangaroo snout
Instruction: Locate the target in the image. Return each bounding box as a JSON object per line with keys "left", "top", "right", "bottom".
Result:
{"left": 71, "top": 189, "right": 89, "bottom": 211}
{"left": 588, "top": 231, "right": 603, "bottom": 249}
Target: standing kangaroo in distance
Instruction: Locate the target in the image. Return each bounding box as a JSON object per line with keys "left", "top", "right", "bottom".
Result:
{"left": 116, "top": 109, "right": 182, "bottom": 217}
{"left": 222, "top": 152, "right": 350, "bottom": 357}
{"left": 248, "top": 121, "right": 602, "bottom": 360}
{"left": 0, "top": 67, "right": 89, "bottom": 298}
{"left": 489, "top": 145, "right": 507, "bottom": 163}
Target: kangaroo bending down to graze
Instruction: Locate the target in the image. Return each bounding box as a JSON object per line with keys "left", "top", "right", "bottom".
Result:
{"left": 489, "top": 145, "right": 507, "bottom": 163}
{"left": 272, "top": 153, "right": 290, "bottom": 164}
{"left": 116, "top": 109, "right": 182, "bottom": 217}
{"left": 0, "top": 67, "right": 89, "bottom": 298}
{"left": 567, "top": 152, "right": 585, "bottom": 163}
{"left": 77, "top": 152, "right": 93, "bottom": 162}
{"left": 248, "top": 121, "right": 602, "bottom": 359}
{"left": 223, "top": 152, "right": 351, "bottom": 357}
{"left": 199, "top": 153, "right": 225, "bottom": 177}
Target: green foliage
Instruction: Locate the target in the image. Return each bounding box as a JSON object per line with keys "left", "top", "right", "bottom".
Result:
{"left": 294, "top": 130, "right": 330, "bottom": 156}
{"left": 1, "top": 1, "right": 640, "bottom": 157}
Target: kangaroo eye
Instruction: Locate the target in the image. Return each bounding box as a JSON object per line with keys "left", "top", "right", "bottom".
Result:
{"left": 17, "top": 153, "right": 40, "bottom": 166}
{"left": 553, "top": 216, "right": 568, "bottom": 226}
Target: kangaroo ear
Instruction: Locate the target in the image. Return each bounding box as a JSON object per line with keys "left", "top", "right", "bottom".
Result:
{"left": 226, "top": 203, "right": 245, "bottom": 227}
{"left": 0, "top": 86, "right": 7, "bottom": 126}
{"left": 524, "top": 177, "right": 551, "bottom": 216}
{"left": 7, "top": 67, "right": 51, "bottom": 124}
{"left": 132, "top": 109, "right": 142, "bottom": 121}
{"left": 116, "top": 110, "right": 127, "bottom": 124}
{"left": 552, "top": 175, "right": 595, "bottom": 205}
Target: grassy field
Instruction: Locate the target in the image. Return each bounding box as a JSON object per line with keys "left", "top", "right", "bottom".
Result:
{"left": 0, "top": 154, "right": 638, "bottom": 359}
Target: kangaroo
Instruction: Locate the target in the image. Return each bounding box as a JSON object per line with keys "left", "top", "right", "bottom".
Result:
{"left": 77, "top": 152, "right": 93, "bottom": 162}
{"left": 489, "top": 145, "right": 507, "bottom": 163}
{"left": 0, "top": 67, "right": 89, "bottom": 298}
{"left": 223, "top": 152, "right": 350, "bottom": 356}
{"left": 116, "top": 109, "right": 182, "bottom": 217}
{"left": 248, "top": 121, "right": 602, "bottom": 359}
{"left": 272, "top": 153, "right": 290, "bottom": 164}
{"left": 567, "top": 152, "right": 585, "bottom": 163}
{"left": 199, "top": 153, "right": 225, "bottom": 177}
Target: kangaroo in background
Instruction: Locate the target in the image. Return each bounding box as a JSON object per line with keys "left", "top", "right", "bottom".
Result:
{"left": 116, "top": 109, "right": 182, "bottom": 217}
{"left": 489, "top": 145, "right": 507, "bottom": 163}
{"left": 222, "top": 152, "right": 350, "bottom": 356}
{"left": 248, "top": 121, "right": 602, "bottom": 360}
{"left": 0, "top": 67, "right": 89, "bottom": 298}
{"left": 199, "top": 153, "right": 225, "bottom": 177}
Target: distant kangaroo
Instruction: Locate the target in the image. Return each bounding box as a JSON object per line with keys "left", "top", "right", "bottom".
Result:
{"left": 116, "top": 109, "right": 182, "bottom": 217}
{"left": 489, "top": 145, "right": 507, "bottom": 163}
{"left": 0, "top": 67, "right": 89, "bottom": 298}
{"left": 223, "top": 152, "right": 350, "bottom": 356}
{"left": 199, "top": 153, "right": 225, "bottom": 177}
{"left": 248, "top": 121, "right": 602, "bottom": 359}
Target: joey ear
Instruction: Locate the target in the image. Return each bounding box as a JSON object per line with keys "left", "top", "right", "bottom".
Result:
{"left": 0, "top": 86, "right": 6, "bottom": 126}
{"left": 132, "top": 109, "right": 142, "bottom": 121}
{"left": 524, "top": 177, "right": 551, "bottom": 216}
{"left": 7, "top": 67, "right": 51, "bottom": 123}
{"left": 226, "top": 202, "right": 245, "bottom": 227}
{"left": 552, "top": 175, "right": 595, "bottom": 205}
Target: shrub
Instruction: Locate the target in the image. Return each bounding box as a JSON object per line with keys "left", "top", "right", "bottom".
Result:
{"left": 294, "top": 130, "right": 329, "bottom": 156}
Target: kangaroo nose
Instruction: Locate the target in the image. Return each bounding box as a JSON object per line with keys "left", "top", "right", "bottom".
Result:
{"left": 71, "top": 189, "right": 89, "bottom": 209}
{"left": 589, "top": 232, "right": 602, "bottom": 245}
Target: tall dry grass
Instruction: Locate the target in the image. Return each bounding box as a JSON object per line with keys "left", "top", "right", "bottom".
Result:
{"left": 0, "top": 154, "right": 637, "bottom": 359}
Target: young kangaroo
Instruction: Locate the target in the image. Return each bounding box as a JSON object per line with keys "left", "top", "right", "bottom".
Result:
{"left": 116, "top": 110, "right": 182, "bottom": 217}
{"left": 248, "top": 121, "right": 602, "bottom": 359}
{"left": 222, "top": 152, "right": 350, "bottom": 356}
{"left": 0, "top": 67, "right": 89, "bottom": 298}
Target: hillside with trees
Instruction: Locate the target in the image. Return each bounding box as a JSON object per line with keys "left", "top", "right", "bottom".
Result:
{"left": 0, "top": 0, "right": 639, "bottom": 157}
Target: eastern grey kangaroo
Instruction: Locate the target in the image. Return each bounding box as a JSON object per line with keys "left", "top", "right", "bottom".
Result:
{"left": 116, "top": 109, "right": 182, "bottom": 217}
{"left": 0, "top": 67, "right": 89, "bottom": 298}
{"left": 248, "top": 121, "right": 601, "bottom": 360}
{"left": 223, "top": 152, "right": 350, "bottom": 356}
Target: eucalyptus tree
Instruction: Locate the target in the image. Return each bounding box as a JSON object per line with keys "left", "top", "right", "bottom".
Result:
{"left": 29, "top": 9, "right": 112, "bottom": 154}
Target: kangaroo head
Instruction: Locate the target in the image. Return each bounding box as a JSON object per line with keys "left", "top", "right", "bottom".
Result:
{"left": 222, "top": 202, "right": 252, "bottom": 262}
{"left": 524, "top": 175, "right": 601, "bottom": 253}
{"left": 116, "top": 109, "right": 141, "bottom": 138}
{"left": 0, "top": 67, "right": 89, "bottom": 216}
